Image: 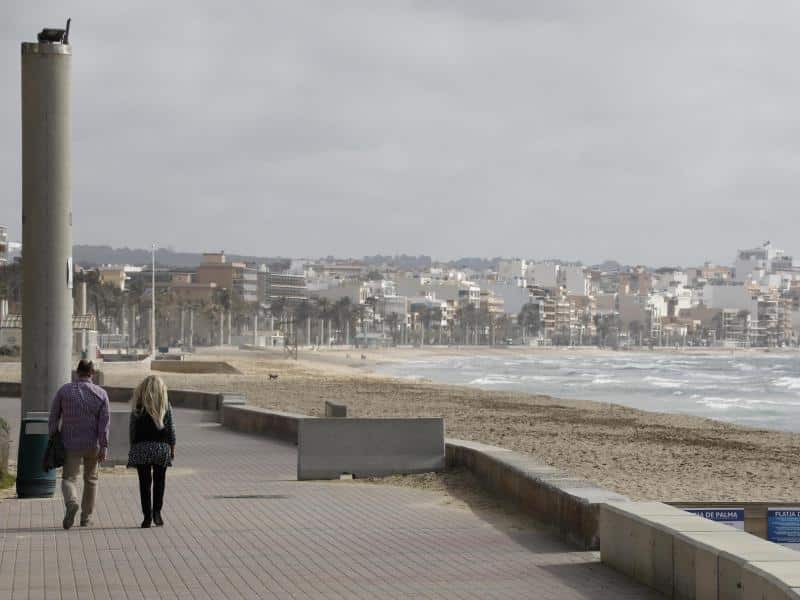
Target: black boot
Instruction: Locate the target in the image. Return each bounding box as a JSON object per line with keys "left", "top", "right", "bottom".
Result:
{"left": 137, "top": 466, "right": 153, "bottom": 528}
{"left": 153, "top": 511, "right": 163, "bottom": 527}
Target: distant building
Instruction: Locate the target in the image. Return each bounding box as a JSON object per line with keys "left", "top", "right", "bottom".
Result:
{"left": 497, "top": 259, "right": 528, "bottom": 284}
{"left": 0, "top": 226, "right": 7, "bottom": 264}
{"left": 196, "top": 252, "right": 258, "bottom": 303}
{"left": 562, "top": 265, "right": 590, "bottom": 296}
{"left": 259, "top": 266, "right": 307, "bottom": 306}
{"left": 168, "top": 272, "right": 217, "bottom": 304}
{"left": 527, "top": 262, "right": 559, "bottom": 289}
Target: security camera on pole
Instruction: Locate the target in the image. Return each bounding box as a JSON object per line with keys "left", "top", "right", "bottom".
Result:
{"left": 18, "top": 20, "right": 73, "bottom": 498}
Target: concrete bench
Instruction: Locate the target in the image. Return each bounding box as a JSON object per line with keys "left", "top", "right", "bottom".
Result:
{"left": 742, "top": 561, "right": 800, "bottom": 599}
{"left": 673, "top": 530, "right": 800, "bottom": 599}
{"left": 324, "top": 401, "right": 347, "bottom": 418}
{"left": 297, "top": 417, "right": 444, "bottom": 480}
{"left": 601, "top": 501, "right": 800, "bottom": 599}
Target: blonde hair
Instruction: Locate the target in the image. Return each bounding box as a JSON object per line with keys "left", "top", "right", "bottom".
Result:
{"left": 131, "top": 375, "right": 169, "bottom": 430}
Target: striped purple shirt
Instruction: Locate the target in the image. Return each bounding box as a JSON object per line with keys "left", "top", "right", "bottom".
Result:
{"left": 48, "top": 379, "right": 110, "bottom": 450}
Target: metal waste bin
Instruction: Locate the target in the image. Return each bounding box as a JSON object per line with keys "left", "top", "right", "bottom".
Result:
{"left": 16, "top": 415, "right": 56, "bottom": 498}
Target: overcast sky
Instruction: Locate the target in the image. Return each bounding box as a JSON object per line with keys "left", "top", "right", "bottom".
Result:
{"left": 2, "top": 2, "right": 800, "bottom": 266}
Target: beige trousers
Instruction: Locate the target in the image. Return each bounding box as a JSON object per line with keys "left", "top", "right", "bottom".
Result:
{"left": 62, "top": 449, "right": 99, "bottom": 517}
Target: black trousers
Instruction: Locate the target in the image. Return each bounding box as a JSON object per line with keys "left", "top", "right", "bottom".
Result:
{"left": 136, "top": 465, "right": 167, "bottom": 517}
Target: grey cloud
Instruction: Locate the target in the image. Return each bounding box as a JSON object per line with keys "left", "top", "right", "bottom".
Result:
{"left": 2, "top": 1, "right": 800, "bottom": 266}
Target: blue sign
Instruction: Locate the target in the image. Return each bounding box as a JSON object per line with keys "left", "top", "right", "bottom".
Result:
{"left": 767, "top": 508, "right": 800, "bottom": 549}
{"left": 685, "top": 507, "right": 745, "bottom": 530}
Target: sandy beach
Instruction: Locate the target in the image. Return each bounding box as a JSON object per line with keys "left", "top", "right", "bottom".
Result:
{"left": 1, "top": 346, "right": 798, "bottom": 503}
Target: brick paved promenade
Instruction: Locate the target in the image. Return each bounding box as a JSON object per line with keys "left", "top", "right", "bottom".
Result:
{"left": 0, "top": 398, "right": 658, "bottom": 599}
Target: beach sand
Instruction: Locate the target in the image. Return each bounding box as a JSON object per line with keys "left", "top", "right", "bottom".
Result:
{"left": 1, "top": 346, "right": 798, "bottom": 502}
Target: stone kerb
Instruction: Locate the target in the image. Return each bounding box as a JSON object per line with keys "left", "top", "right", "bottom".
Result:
{"left": 297, "top": 417, "right": 444, "bottom": 480}
{"left": 447, "top": 438, "right": 628, "bottom": 550}
{"left": 600, "top": 501, "right": 800, "bottom": 599}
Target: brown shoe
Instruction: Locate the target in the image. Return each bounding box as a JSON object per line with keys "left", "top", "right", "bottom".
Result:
{"left": 79, "top": 515, "right": 92, "bottom": 527}
{"left": 62, "top": 504, "right": 78, "bottom": 530}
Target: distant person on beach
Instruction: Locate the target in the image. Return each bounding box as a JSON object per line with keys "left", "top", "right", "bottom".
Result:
{"left": 48, "top": 359, "right": 110, "bottom": 530}
{"left": 128, "top": 375, "right": 176, "bottom": 528}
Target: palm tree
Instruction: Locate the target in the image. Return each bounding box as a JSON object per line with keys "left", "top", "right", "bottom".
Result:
{"left": 385, "top": 312, "right": 400, "bottom": 345}
{"left": 455, "top": 303, "right": 477, "bottom": 345}
{"left": 518, "top": 302, "right": 541, "bottom": 342}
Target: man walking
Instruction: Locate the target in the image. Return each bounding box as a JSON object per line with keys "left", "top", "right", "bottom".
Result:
{"left": 48, "top": 359, "right": 110, "bottom": 529}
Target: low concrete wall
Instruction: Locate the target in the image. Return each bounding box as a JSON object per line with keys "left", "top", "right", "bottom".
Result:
{"left": 447, "top": 438, "right": 628, "bottom": 550}
{"left": 0, "top": 382, "right": 21, "bottom": 397}
{"left": 151, "top": 361, "right": 240, "bottom": 375}
{"left": 297, "top": 418, "right": 444, "bottom": 480}
{"left": 324, "top": 401, "right": 347, "bottom": 418}
{"left": 222, "top": 404, "right": 308, "bottom": 443}
{"left": 600, "top": 501, "right": 800, "bottom": 599}
{"left": 0, "top": 426, "right": 9, "bottom": 476}
{"left": 105, "top": 387, "right": 222, "bottom": 412}
{"left": 107, "top": 408, "right": 130, "bottom": 466}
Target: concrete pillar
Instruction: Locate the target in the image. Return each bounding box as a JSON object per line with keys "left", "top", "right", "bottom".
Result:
{"left": 0, "top": 299, "right": 8, "bottom": 320}
{"left": 345, "top": 320, "right": 350, "bottom": 346}
{"left": 253, "top": 312, "right": 258, "bottom": 346}
{"left": 226, "top": 310, "right": 231, "bottom": 345}
{"left": 306, "top": 316, "right": 310, "bottom": 347}
{"left": 188, "top": 307, "right": 194, "bottom": 350}
{"left": 219, "top": 311, "right": 224, "bottom": 346}
{"left": 180, "top": 307, "right": 185, "bottom": 346}
{"left": 21, "top": 31, "right": 73, "bottom": 414}
{"left": 77, "top": 280, "right": 86, "bottom": 314}
{"left": 76, "top": 280, "right": 87, "bottom": 354}
{"left": 130, "top": 305, "right": 137, "bottom": 348}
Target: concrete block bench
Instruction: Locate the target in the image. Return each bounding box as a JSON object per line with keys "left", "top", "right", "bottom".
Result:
{"left": 601, "top": 501, "right": 800, "bottom": 599}
{"left": 297, "top": 417, "right": 444, "bottom": 480}
{"left": 448, "top": 438, "right": 628, "bottom": 550}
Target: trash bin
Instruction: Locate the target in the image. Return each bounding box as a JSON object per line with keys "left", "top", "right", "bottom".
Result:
{"left": 16, "top": 416, "right": 56, "bottom": 498}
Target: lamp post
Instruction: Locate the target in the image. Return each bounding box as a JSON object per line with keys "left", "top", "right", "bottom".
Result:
{"left": 21, "top": 22, "right": 72, "bottom": 415}
{"left": 150, "top": 242, "right": 156, "bottom": 355}
{"left": 18, "top": 20, "right": 72, "bottom": 498}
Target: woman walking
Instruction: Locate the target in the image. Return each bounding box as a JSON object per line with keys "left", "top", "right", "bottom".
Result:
{"left": 128, "top": 375, "right": 176, "bottom": 528}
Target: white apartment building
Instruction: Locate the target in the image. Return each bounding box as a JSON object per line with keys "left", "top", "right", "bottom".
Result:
{"left": 700, "top": 284, "right": 758, "bottom": 315}
{"left": 0, "top": 226, "right": 8, "bottom": 264}
{"left": 562, "top": 265, "right": 590, "bottom": 296}
{"left": 527, "top": 262, "right": 559, "bottom": 289}
{"left": 654, "top": 270, "right": 688, "bottom": 292}
{"left": 497, "top": 259, "right": 528, "bottom": 283}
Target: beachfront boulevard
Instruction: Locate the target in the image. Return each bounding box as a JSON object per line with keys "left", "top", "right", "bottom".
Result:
{"left": 0, "top": 398, "right": 658, "bottom": 599}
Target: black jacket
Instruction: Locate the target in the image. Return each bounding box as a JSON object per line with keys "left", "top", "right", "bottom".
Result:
{"left": 129, "top": 407, "right": 176, "bottom": 446}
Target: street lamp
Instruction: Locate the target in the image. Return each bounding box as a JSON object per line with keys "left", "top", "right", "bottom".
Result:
{"left": 150, "top": 242, "right": 156, "bottom": 355}
{"left": 18, "top": 19, "right": 72, "bottom": 498}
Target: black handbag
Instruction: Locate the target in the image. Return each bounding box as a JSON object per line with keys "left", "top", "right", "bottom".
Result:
{"left": 43, "top": 431, "right": 65, "bottom": 470}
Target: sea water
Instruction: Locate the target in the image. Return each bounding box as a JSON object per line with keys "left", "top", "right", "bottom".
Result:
{"left": 376, "top": 350, "right": 800, "bottom": 432}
